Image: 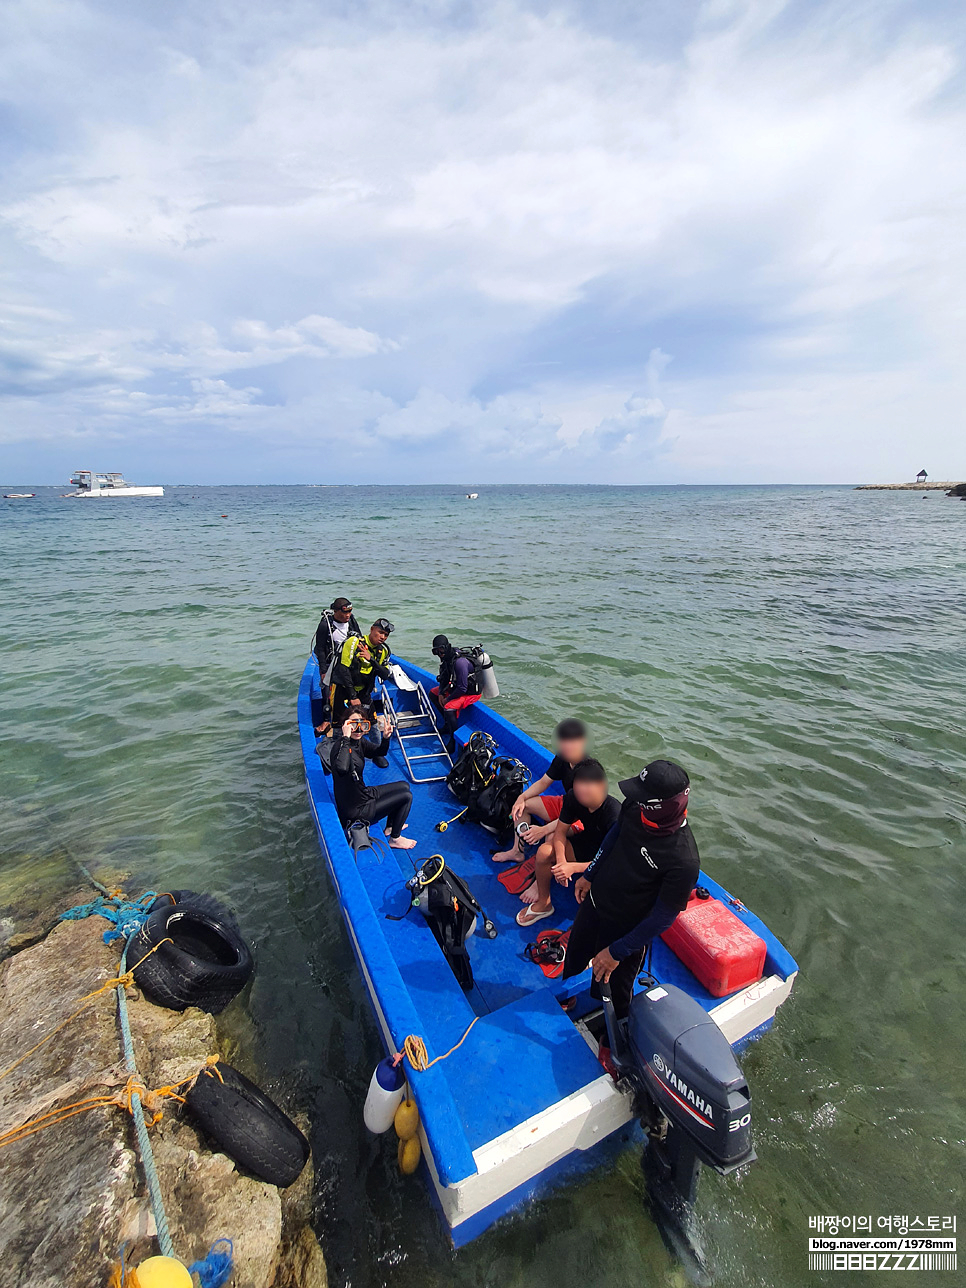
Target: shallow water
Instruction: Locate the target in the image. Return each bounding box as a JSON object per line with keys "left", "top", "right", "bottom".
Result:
{"left": 1, "top": 484, "right": 964, "bottom": 1287}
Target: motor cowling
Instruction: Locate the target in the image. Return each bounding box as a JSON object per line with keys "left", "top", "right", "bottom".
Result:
{"left": 626, "top": 983, "right": 754, "bottom": 1172}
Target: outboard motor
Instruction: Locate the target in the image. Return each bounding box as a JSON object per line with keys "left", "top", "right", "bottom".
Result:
{"left": 601, "top": 981, "right": 754, "bottom": 1285}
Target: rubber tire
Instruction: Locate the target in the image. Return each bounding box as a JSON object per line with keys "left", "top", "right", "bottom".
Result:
{"left": 130, "top": 904, "right": 254, "bottom": 1015}
{"left": 185, "top": 1063, "right": 310, "bottom": 1187}
{"left": 147, "top": 890, "right": 241, "bottom": 933}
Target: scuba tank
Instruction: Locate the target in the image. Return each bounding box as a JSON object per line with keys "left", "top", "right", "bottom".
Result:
{"left": 363, "top": 1056, "right": 406, "bottom": 1133}
{"left": 449, "top": 645, "right": 500, "bottom": 699}
{"left": 476, "top": 650, "right": 499, "bottom": 698}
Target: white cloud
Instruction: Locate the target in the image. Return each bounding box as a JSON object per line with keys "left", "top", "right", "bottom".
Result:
{"left": 1, "top": 0, "right": 965, "bottom": 480}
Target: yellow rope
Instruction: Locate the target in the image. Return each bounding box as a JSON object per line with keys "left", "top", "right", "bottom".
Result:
{"left": 401, "top": 1016, "right": 479, "bottom": 1072}
{"left": 0, "top": 938, "right": 174, "bottom": 1083}
{"left": 108, "top": 1260, "right": 141, "bottom": 1288}
{"left": 0, "top": 1055, "right": 222, "bottom": 1149}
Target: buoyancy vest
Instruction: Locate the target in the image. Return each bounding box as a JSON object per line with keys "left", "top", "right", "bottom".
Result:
{"left": 336, "top": 633, "right": 391, "bottom": 696}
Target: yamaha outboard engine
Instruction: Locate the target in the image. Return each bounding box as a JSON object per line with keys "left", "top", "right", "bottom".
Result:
{"left": 601, "top": 981, "right": 754, "bottom": 1285}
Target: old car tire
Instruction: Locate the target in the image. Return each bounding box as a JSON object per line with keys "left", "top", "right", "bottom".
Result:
{"left": 129, "top": 904, "right": 253, "bottom": 1014}
{"left": 185, "top": 1063, "right": 310, "bottom": 1187}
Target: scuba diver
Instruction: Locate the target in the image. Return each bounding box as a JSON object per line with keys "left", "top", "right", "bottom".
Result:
{"left": 331, "top": 705, "right": 416, "bottom": 849}
{"left": 330, "top": 617, "right": 394, "bottom": 727}
{"left": 429, "top": 635, "right": 483, "bottom": 753}
{"left": 311, "top": 596, "right": 361, "bottom": 732}
{"left": 562, "top": 759, "right": 700, "bottom": 1024}
{"left": 492, "top": 718, "right": 588, "bottom": 862}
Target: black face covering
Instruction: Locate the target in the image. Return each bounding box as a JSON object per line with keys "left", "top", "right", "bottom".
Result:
{"left": 638, "top": 787, "right": 690, "bottom": 835}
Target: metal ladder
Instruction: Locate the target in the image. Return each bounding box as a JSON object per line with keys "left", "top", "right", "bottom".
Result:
{"left": 381, "top": 680, "right": 454, "bottom": 783}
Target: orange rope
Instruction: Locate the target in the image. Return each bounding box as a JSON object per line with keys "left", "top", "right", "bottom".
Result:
{"left": 400, "top": 1017, "right": 479, "bottom": 1071}
{"left": 0, "top": 1056, "right": 222, "bottom": 1149}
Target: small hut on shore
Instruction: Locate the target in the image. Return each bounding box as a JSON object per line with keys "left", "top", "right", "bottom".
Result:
{"left": 916, "top": 469, "right": 928, "bottom": 483}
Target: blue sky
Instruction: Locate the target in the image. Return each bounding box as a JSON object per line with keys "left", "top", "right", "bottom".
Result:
{"left": 2, "top": 0, "right": 965, "bottom": 484}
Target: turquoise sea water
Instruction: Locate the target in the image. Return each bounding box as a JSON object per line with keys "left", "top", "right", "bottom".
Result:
{"left": 1, "top": 484, "right": 964, "bottom": 1287}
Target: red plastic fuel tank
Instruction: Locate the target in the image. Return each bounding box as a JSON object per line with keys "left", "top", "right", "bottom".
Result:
{"left": 660, "top": 890, "right": 766, "bottom": 998}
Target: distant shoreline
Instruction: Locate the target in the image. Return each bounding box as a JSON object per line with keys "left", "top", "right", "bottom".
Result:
{"left": 854, "top": 481, "right": 963, "bottom": 490}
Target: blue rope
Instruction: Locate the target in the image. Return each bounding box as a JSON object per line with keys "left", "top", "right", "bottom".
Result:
{"left": 117, "top": 940, "right": 176, "bottom": 1261}
{"left": 188, "top": 1238, "right": 234, "bottom": 1288}
{"left": 60, "top": 890, "right": 161, "bottom": 944}
{"left": 70, "top": 862, "right": 234, "bottom": 1279}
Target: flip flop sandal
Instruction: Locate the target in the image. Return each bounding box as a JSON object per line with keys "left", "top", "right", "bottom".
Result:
{"left": 516, "top": 904, "right": 554, "bottom": 928}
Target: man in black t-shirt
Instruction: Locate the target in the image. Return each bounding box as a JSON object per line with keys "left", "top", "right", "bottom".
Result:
{"left": 492, "top": 718, "right": 588, "bottom": 863}
{"left": 516, "top": 759, "right": 620, "bottom": 927}
{"left": 562, "top": 759, "right": 700, "bottom": 1022}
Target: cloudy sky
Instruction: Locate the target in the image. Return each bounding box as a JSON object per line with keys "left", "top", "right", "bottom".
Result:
{"left": 2, "top": 0, "right": 965, "bottom": 484}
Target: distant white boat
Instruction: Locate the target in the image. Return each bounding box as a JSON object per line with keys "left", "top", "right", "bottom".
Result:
{"left": 63, "top": 471, "right": 163, "bottom": 498}
{"left": 3, "top": 493, "right": 35, "bottom": 499}
{"left": 465, "top": 492, "right": 479, "bottom": 499}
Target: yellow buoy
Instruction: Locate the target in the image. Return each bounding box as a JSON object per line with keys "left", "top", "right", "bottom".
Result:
{"left": 133, "top": 1256, "right": 194, "bottom": 1288}
{"left": 397, "top": 1134, "right": 421, "bottom": 1175}
{"left": 394, "top": 1096, "right": 420, "bottom": 1141}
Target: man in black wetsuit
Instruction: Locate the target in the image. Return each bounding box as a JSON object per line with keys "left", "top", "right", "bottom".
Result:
{"left": 330, "top": 706, "right": 417, "bottom": 850}
{"left": 562, "top": 759, "right": 700, "bottom": 1023}
{"left": 311, "top": 596, "right": 361, "bottom": 732}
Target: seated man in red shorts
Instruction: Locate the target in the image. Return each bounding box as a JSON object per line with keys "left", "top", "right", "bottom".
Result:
{"left": 492, "top": 718, "right": 588, "bottom": 863}
{"left": 515, "top": 757, "right": 620, "bottom": 927}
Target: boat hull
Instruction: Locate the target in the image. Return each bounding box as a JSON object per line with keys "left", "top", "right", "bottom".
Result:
{"left": 298, "top": 654, "right": 797, "bottom": 1245}
{"left": 66, "top": 486, "right": 164, "bottom": 497}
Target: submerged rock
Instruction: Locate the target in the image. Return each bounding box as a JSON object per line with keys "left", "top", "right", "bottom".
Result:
{"left": 0, "top": 916, "right": 325, "bottom": 1288}
{"left": 0, "top": 850, "right": 90, "bottom": 961}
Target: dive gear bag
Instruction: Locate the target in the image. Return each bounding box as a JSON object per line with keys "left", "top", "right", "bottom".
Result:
{"left": 407, "top": 855, "right": 497, "bottom": 992}
{"left": 446, "top": 731, "right": 496, "bottom": 805}
{"left": 469, "top": 755, "right": 531, "bottom": 835}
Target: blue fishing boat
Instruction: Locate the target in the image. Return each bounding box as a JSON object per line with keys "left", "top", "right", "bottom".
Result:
{"left": 298, "top": 653, "right": 798, "bottom": 1253}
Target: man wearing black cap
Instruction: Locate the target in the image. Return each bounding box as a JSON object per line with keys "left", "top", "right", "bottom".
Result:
{"left": 311, "top": 596, "right": 362, "bottom": 732}
{"left": 562, "top": 759, "right": 700, "bottom": 1025}
{"left": 330, "top": 618, "right": 394, "bottom": 726}
{"left": 429, "top": 635, "right": 481, "bottom": 753}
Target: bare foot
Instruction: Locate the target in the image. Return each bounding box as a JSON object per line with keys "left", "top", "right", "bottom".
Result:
{"left": 520, "top": 885, "right": 540, "bottom": 904}
{"left": 388, "top": 835, "right": 417, "bottom": 849}
{"left": 492, "top": 842, "right": 522, "bottom": 863}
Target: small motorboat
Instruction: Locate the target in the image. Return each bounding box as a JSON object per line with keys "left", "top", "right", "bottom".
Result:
{"left": 63, "top": 470, "right": 163, "bottom": 498}
{"left": 3, "top": 493, "right": 35, "bottom": 498}
{"left": 465, "top": 492, "right": 479, "bottom": 499}
{"left": 298, "top": 654, "right": 798, "bottom": 1264}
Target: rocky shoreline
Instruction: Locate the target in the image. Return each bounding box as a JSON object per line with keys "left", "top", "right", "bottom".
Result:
{"left": 854, "top": 481, "right": 963, "bottom": 490}
{"left": 0, "top": 876, "right": 325, "bottom": 1288}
